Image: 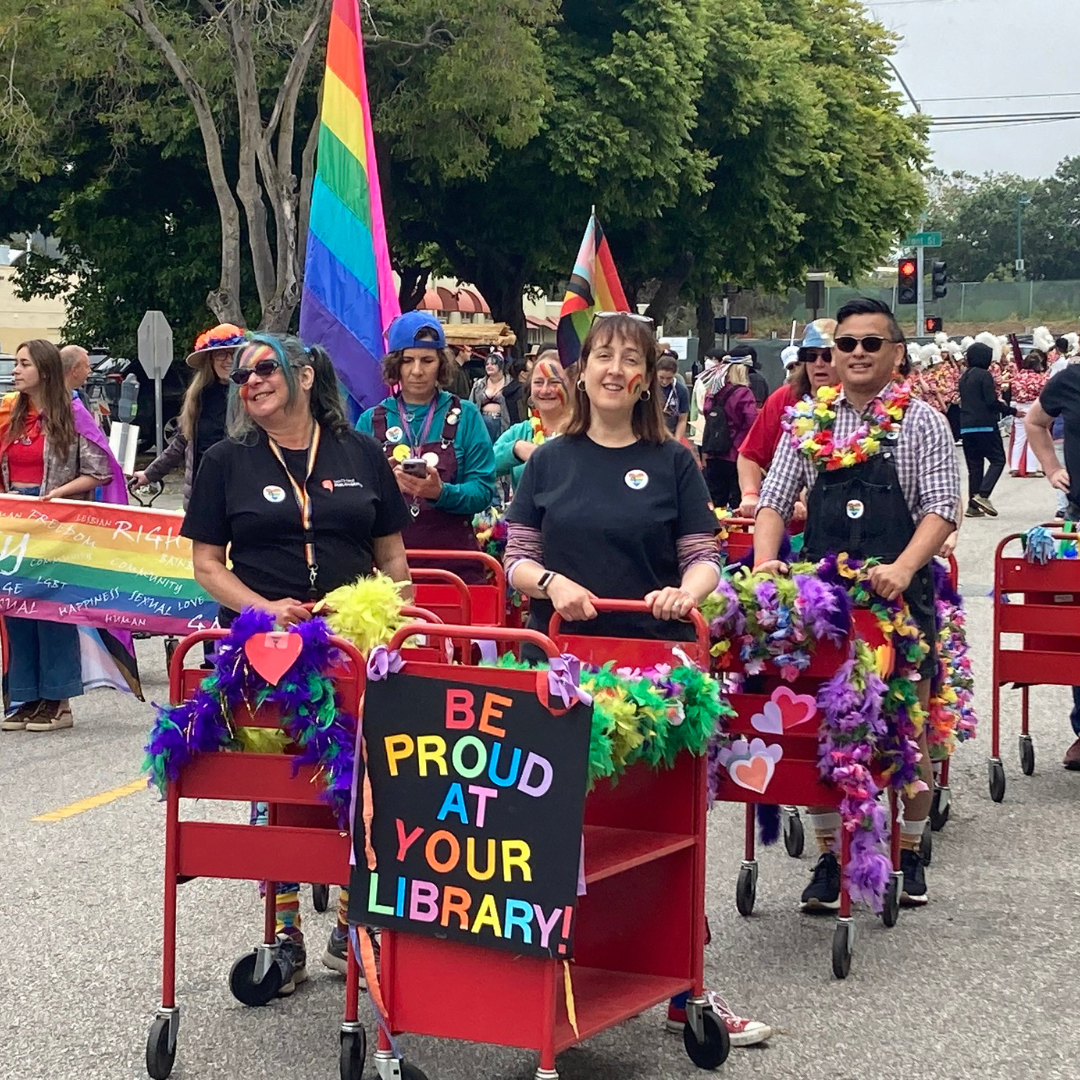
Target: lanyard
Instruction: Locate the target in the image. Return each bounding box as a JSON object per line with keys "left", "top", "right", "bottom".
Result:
{"left": 664, "top": 384, "right": 678, "bottom": 413}
{"left": 266, "top": 423, "right": 322, "bottom": 597}
{"left": 396, "top": 394, "right": 440, "bottom": 454}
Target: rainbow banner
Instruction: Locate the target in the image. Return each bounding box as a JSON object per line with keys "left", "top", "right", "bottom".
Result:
{"left": 299, "top": 0, "right": 400, "bottom": 416}
{"left": 556, "top": 212, "right": 630, "bottom": 367}
{"left": 0, "top": 495, "right": 216, "bottom": 636}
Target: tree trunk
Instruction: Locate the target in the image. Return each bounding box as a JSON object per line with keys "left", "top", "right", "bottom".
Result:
{"left": 695, "top": 294, "right": 716, "bottom": 364}
{"left": 397, "top": 265, "right": 430, "bottom": 312}
{"left": 644, "top": 254, "right": 694, "bottom": 326}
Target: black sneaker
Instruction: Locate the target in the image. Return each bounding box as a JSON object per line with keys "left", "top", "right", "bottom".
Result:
{"left": 900, "top": 849, "right": 929, "bottom": 906}
{"left": 276, "top": 931, "right": 308, "bottom": 996}
{"left": 800, "top": 851, "right": 841, "bottom": 911}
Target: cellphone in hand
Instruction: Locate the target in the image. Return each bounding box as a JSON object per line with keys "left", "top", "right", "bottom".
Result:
{"left": 401, "top": 458, "right": 429, "bottom": 478}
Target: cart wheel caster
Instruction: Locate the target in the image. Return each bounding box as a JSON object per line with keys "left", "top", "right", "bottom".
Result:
{"left": 919, "top": 821, "right": 932, "bottom": 867}
{"left": 312, "top": 883, "right": 330, "bottom": 912}
{"left": 881, "top": 871, "right": 901, "bottom": 928}
{"left": 1019, "top": 734, "right": 1035, "bottom": 776}
{"left": 339, "top": 1028, "right": 366, "bottom": 1080}
{"left": 145, "top": 1016, "right": 176, "bottom": 1080}
{"left": 164, "top": 637, "right": 179, "bottom": 669}
{"left": 831, "top": 921, "right": 853, "bottom": 979}
{"left": 930, "top": 785, "right": 950, "bottom": 831}
{"left": 735, "top": 864, "right": 756, "bottom": 917}
{"left": 783, "top": 809, "right": 805, "bottom": 858}
{"left": 988, "top": 758, "right": 1006, "bottom": 803}
{"left": 682, "top": 1009, "right": 731, "bottom": 1069}
{"left": 228, "top": 949, "right": 283, "bottom": 1006}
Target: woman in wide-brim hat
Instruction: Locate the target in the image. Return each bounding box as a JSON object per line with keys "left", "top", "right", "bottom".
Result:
{"left": 132, "top": 323, "right": 246, "bottom": 508}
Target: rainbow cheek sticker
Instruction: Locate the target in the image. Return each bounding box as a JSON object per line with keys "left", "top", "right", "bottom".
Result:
{"left": 628, "top": 374, "right": 644, "bottom": 396}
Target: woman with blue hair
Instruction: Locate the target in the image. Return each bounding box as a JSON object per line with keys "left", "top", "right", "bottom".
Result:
{"left": 181, "top": 332, "right": 413, "bottom": 996}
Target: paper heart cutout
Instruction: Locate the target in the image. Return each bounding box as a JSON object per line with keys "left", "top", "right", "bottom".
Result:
{"left": 771, "top": 686, "right": 818, "bottom": 730}
{"left": 723, "top": 737, "right": 783, "bottom": 794}
{"left": 750, "top": 700, "right": 783, "bottom": 735}
{"left": 732, "top": 757, "right": 773, "bottom": 793}
{"left": 244, "top": 631, "right": 303, "bottom": 686}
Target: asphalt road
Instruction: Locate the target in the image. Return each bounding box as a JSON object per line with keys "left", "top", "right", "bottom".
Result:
{"left": 1, "top": 460, "right": 1077, "bottom": 1080}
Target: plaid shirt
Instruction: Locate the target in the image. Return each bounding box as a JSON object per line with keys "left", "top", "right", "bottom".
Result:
{"left": 758, "top": 389, "right": 960, "bottom": 527}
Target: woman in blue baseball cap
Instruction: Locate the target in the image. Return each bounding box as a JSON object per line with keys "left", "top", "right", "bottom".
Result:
{"left": 356, "top": 311, "right": 496, "bottom": 582}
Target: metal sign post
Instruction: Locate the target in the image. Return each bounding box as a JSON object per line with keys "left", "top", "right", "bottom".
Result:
{"left": 137, "top": 310, "right": 174, "bottom": 455}
{"left": 916, "top": 245, "right": 925, "bottom": 336}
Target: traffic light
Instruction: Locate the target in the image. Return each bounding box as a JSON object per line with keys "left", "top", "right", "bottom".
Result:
{"left": 932, "top": 260, "right": 948, "bottom": 300}
{"left": 925, "top": 317, "right": 943, "bottom": 334}
{"left": 897, "top": 258, "right": 918, "bottom": 305}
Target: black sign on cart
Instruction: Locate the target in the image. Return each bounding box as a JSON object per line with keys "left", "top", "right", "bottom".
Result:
{"left": 349, "top": 671, "right": 592, "bottom": 958}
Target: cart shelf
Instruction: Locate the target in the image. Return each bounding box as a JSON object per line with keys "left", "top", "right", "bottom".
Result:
{"left": 552, "top": 967, "right": 690, "bottom": 1052}
{"left": 583, "top": 824, "right": 695, "bottom": 885}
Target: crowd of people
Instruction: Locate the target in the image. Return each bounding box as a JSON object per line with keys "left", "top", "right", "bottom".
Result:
{"left": 7, "top": 299, "right": 1080, "bottom": 1048}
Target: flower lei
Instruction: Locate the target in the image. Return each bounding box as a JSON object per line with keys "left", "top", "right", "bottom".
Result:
{"left": 143, "top": 609, "right": 359, "bottom": 828}
{"left": 785, "top": 382, "right": 911, "bottom": 471}
{"left": 473, "top": 507, "right": 508, "bottom": 561}
{"left": 489, "top": 654, "right": 730, "bottom": 785}
{"left": 927, "top": 561, "right": 977, "bottom": 756}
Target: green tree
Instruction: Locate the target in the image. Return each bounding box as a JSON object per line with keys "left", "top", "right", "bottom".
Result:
{"left": 0, "top": 0, "right": 556, "bottom": 345}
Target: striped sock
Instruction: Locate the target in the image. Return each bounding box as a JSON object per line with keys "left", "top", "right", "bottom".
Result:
{"left": 337, "top": 887, "right": 350, "bottom": 932}
{"left": 275, "top": 884, "right": 302, "bottom": 936}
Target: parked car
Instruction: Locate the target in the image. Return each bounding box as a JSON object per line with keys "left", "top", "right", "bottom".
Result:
{"left": 87, "top": 351, "right": 186, "bottom": 452}
{"left": 0, "top": 354, "right": 14, "bottom": 396}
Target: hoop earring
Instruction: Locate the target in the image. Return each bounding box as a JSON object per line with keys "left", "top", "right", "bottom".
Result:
{"left": 576, "top": 379, "right": 586, "bottom": 391}
{"left": 640, "top": 389, "right": 651, "bottom": 401}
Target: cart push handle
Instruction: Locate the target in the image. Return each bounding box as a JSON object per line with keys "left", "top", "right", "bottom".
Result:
{"left": 548, "top": 598, "right": 711, "bottom": 658}
{"left": 406, "top": 548, "right": 506, "bottom": 591}
{"left": 387, "top": 622, "right": 563, "bottom": 659}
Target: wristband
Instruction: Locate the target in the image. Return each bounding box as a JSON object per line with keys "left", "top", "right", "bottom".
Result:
{"left": 741, "top": 490, "right": 760, "bottom": 499}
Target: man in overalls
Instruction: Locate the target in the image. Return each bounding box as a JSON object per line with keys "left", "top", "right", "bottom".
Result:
{"left": 753, "top": 297, "right": 961, "bottom": 906}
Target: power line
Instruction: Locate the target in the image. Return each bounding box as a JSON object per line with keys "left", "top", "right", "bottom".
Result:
{"left": 922, "top": 92, "right": 1080, "bottom": 104}
{"left": 932, "top": 116, "right": 1080, "bottom": 134}
{"left": 929, "top": 111, "right": 1080, "bottom": 125}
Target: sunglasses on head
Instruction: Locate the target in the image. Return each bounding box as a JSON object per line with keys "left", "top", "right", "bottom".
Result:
{"left": 590, "top": 310, "right": 656, "bottom": 329}
{"left": 229, "top": 358, "right": 283, "bottom": 385}
{"left": 834, "top": 335, "right": 899, "bottom": 355}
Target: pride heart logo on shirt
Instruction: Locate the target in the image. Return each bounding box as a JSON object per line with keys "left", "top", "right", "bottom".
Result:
{"left": 244, "top": 632, "right": 303, "bottom": 686}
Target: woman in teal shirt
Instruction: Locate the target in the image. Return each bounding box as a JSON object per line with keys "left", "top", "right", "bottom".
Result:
{"left": 356, "top": 311, "right": 496, "bottom": 582}
{"left": 493, "top": 356, "right": 572, "bottom": 489}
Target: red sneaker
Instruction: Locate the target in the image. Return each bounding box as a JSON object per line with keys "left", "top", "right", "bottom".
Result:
{"left": 666, "top": 992, "right": 772, "bottom": 1046}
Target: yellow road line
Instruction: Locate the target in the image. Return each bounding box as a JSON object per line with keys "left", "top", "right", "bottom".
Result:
{"left": 31, "top": 778, "right": 146, "bottom": 822}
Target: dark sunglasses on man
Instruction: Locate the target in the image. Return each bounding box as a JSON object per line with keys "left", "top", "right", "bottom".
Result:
{"left": 833, "top": 335, "right": 899, "bottom": 355}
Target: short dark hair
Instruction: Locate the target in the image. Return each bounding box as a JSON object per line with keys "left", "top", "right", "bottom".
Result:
{"left": 508, "top": 356, "right": 529, "bottom": 379}
{"left": 1056, "top": 336, "right": 1070, "bottom": 354}
{"left": 705, "top": 347, "right": 726, "bottom": 361}
{"left": 656, "top": 355, "right": 679, "bottom": 373}
{"left": 835, "top": 296, "right": 905, "bottom": 346}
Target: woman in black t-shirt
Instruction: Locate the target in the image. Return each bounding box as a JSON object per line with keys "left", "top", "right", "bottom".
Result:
{"left": 181, "top": 333, "right": 413, "bottom": 995}
{"left": 505, "top": 313, "right": 720, "bottom": 642}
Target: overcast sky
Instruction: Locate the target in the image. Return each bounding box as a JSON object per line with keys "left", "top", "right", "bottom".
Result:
{"left": 865, "top": 0, "right": 1080, "bottom": 180}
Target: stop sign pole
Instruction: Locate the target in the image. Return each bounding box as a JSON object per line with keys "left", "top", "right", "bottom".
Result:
{"left": 137, "top": 310, "right": 174, "bottom": 455}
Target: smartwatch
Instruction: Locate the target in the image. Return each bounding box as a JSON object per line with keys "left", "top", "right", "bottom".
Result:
{"left": 537, "top": 570, "right": 557, "bottom": 596}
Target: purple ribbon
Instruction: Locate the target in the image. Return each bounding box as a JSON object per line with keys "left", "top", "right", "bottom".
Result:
{"left": 548, "top": 653, "right": 593, "bottom": 709}
{"left": 367, "top": 645, "right": 405, "bottom": 682}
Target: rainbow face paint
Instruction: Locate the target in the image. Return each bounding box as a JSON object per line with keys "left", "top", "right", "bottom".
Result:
{"left": 532, "top": 359, "right": 568, "bottom": 406}
{"left": 628, "top": 374, "right": 645, "bottom": 396}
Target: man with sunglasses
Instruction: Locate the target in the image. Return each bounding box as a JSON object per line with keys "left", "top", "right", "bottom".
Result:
{"left": 754, "top": 297, "right": 960, "bottom": 908}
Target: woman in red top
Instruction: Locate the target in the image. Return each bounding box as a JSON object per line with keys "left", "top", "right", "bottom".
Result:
{"left": 0, "top": 340, "right": 114, "bottom": 733}
{"left": 1008, "top": 349, "right": 1049, "bottom": 476}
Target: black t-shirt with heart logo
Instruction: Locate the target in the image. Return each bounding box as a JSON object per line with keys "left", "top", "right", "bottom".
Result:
{"left": 505, "top": 434, "right": 717, "bottom": 640}
{"left": 182, "top": 427, "right": 410, "bottom": 604}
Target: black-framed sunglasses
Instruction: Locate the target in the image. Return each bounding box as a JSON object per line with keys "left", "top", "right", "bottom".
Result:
{"left": 833, "top": 335, "right": 899, "bottom": 355}
{"left": 590, "top": 310, "right": 656, "bottom": 329}
{"left": 801, "top": 348, "right": 833, "bottom": 364}
{"left": 229, "top": 358, "right": 283, "bottom": 385}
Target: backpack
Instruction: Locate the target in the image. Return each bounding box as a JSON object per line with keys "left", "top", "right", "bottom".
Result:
{"left": 701, "top": 384, "right": 736, "bottom": 456}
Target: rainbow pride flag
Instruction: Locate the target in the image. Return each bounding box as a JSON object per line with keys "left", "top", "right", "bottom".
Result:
{"left": 556, "top": 212, "right": 630, "bottom": 367}
{"left": 0, "top": 495, "right": 216, "bottom": 637}
{"left": 299, "top": 0, "right": 400, "bottom": 416}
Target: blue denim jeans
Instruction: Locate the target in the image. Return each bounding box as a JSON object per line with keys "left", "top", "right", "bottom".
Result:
{"left": 7, "top": 617, "right": 82, "bottom": 702}
{"left": 1071, "top": 687, "right": 1080, "bottom": 737}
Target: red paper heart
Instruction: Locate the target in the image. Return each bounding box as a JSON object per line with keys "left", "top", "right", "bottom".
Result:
{"left": 244, "top": 632, "right": 303, "bottom": 686}
{"left": 732, "top": 757, "right": 771, "bottom": 794}
{"left": 772, "top": 686, "right": 818, "bottom": 730}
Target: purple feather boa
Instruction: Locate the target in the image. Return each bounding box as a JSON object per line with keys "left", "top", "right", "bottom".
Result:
{"left": 143, "top": 608, "right": 358, "bottom": 828}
